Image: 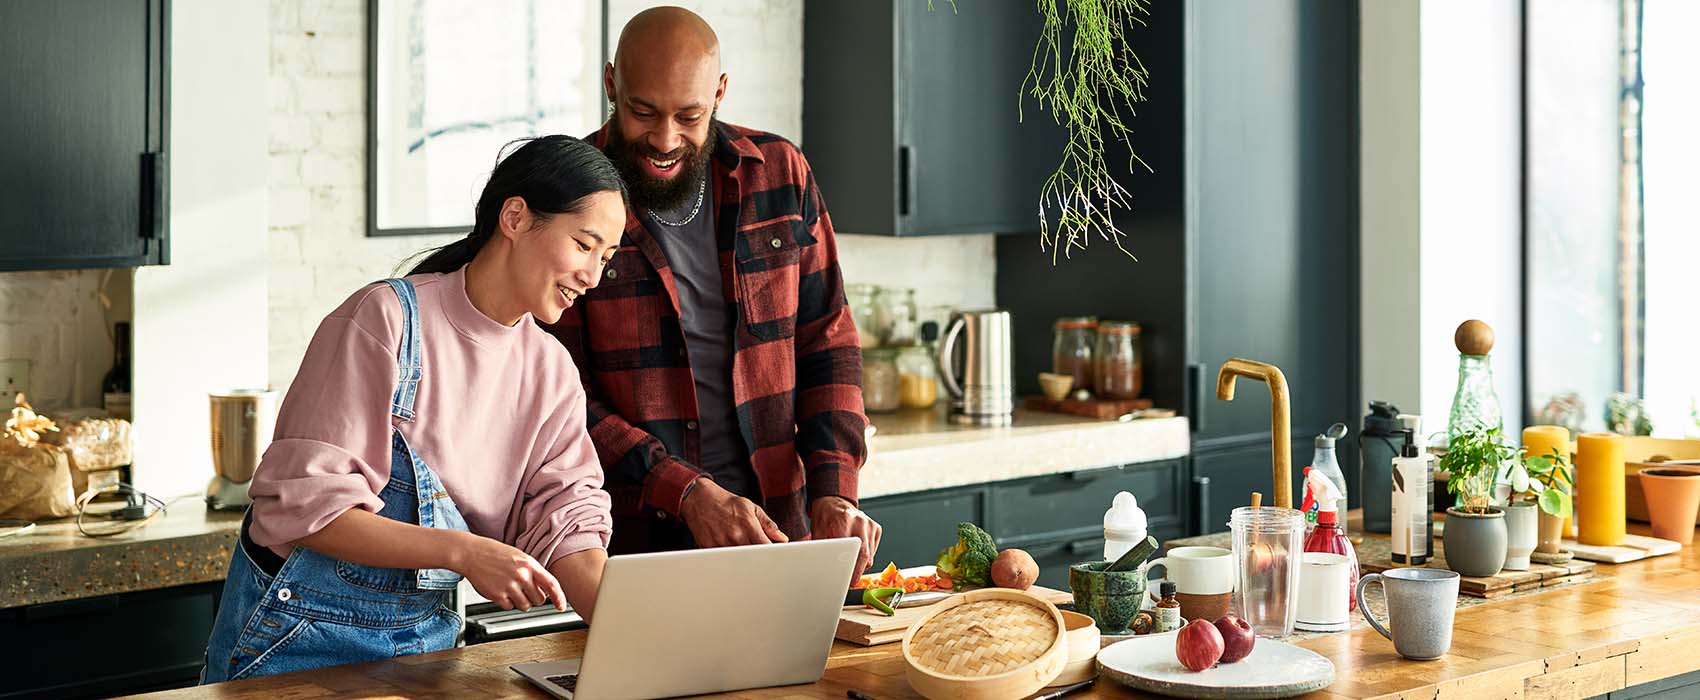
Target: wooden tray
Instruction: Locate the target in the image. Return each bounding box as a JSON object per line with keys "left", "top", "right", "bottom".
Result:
{"left": 838, "top": 583, "right": 1074, "bottom": 646}
{"left": 1355, "top": 531, "right": 1595, "bottom": 598}
{"left": 1023, "top": 395, "right": 1153, "bottom": 419}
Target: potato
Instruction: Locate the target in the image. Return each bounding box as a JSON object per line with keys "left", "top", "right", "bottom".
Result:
{"left": 991, "top": 548, "right": 1038, "bottom": 590}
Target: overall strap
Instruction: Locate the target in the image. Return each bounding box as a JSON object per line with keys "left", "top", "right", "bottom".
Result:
{"left": 381, "top": 278, "right": 424, "bottom": 422}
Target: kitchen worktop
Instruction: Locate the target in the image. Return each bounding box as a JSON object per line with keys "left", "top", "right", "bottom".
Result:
{"left": 861, "top": 406, "right": 1190, "bottom": 499}
{"left": 0, "top": 500, "right": 240, "bottom": 608}
{"left": 128, "top": 520, "right": 1700, "bottom": 700}
{"left": 4, "top": 408, "right": 1179, "bottom": 610}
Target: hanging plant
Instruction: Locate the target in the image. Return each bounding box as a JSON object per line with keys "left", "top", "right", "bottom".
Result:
{"left": 1022, "top": 0, "right": 1152, "bottom": 263}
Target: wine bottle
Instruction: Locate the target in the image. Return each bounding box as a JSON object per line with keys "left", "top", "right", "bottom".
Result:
{"left": 102, "top": 322, "right": 132, "bottom": 420}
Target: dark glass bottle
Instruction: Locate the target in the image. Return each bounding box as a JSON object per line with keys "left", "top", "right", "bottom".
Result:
{"left": 102, "top": 322, "right": 132, "bottom": 420}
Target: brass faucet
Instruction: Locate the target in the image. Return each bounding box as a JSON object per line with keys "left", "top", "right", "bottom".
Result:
{"left": 1215, "top": 358, "right": 1293, "bottom": 509}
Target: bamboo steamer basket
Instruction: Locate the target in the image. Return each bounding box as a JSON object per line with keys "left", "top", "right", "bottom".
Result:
{"left": 901, "top": 588, "right": 1068, "bottom": 699}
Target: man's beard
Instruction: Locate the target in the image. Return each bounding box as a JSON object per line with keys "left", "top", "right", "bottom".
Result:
{"left": 608, "top": 114, "right": 717, "bottom": 213}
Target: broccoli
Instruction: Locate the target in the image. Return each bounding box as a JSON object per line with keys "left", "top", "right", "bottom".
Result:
{"left": 935, "top": 522, "right": 998, "bottom": 589}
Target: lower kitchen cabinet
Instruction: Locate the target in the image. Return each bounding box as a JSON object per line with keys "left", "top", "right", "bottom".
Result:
{"left": 858, "top": 458, "right": 1189, "bottom": 589}
{"left": 0, "top": 581, "right": 220, "bottom": 700}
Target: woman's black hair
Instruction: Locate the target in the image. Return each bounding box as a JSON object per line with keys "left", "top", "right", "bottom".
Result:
{"left": 408, "top": 135, "right": 627, "bottom": 275}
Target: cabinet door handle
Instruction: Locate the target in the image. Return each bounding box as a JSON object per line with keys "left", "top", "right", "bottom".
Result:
{"left": 899, "top": 145, "right": 917, "bottom": 218}
{"left": 1066, "top": 464, "right": 1122, "bottom": 481}
{"left": 1067, "top": 538, "right": 1101, "bottom": 556}
{"left": 139, "top": 151, "right": 165, "bottom": 241}
{"left": 1192, "top": 475, "right": 1211, "bottom": 535}
{"left": 1187, "top": 363, "right": 1204, "bottom": 434}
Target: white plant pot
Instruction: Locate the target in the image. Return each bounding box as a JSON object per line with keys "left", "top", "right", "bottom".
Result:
{"left": 1503, "top": 502, "right": 1537, "bottom": 570}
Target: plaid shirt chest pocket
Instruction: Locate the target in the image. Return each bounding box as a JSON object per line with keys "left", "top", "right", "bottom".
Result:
{"left": 584, "top": 247, "right": 672, "bottom": 370}
{"left": 735, "top": 222, "right": 802, "bottom": 343}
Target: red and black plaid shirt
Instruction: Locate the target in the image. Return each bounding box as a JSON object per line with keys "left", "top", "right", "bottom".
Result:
{"left": 542, "top": 121, "right": 867, "bottom": 541}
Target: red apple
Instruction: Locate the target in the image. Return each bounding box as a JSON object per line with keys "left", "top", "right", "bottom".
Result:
{"left": 1175, "top": 618, "right": 1225, "bottom": 672}
{"left": 1213, "top": 613, "right": 1257, "bottom": 663}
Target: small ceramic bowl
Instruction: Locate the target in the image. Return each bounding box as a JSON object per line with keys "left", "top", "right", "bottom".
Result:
{"left": 1038, "top": 372, "right": 1075, "bottom": 401}
{"left": 1069, "top": 560, "right": 1147, "bottom": 635}
{"left": 1048, "top": 610, "right": 1102, "bottom": 687}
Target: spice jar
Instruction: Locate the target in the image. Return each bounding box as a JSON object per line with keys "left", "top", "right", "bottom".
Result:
{"left": 896, "top": 345, "right": 938, "bottom": 409}
{"left": 862, "top": 348, "right": 900, "bottom": 413}
{"left": 1094, "top": 321, "right": 1143, "bottom": 400}
{"left": 1052, "top": 317, "right": 1098, "bottom": 394}
{"left": 846, "top": 284, "right": 880, "bottom": 349}
{"left": 873, "top": 286, "right": 918, "bottom": 346}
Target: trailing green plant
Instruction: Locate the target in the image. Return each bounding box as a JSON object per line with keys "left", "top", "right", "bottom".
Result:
{"left": 1021, "top": 0, "right": 1152, "bottom": 263}
{"left": 1438, "top": 427, "right": 1519, "bottom": 514}
{"left": 1497, "top": 446, "right": 1573, "bottom": 519}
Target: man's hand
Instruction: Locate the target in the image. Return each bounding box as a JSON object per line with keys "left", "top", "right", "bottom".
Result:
{"left": 810, "top": 496, "right": 881, "bottom": 581}
{"left": 679, "top": 478, "right": 789, "bottom": 548}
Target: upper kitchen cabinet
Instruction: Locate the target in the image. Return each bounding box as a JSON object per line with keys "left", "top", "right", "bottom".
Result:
{"left": 802, "top": 1, "right": 1068, "bottom": 236}
{"left": 0, "top": 0, "right": 168, "bottom": 272}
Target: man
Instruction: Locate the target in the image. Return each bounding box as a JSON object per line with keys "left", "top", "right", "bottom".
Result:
{"left": 544, "top": 7, "right": 881, "bottom": 576}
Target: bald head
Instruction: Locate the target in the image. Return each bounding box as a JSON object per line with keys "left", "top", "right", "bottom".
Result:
{"left": 614, "top": 6, "right": 721, "bottom": 74}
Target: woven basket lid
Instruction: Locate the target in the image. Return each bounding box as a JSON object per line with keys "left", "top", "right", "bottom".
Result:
{"left": 909, "top": 598, "right": 1058, "bottom": 676}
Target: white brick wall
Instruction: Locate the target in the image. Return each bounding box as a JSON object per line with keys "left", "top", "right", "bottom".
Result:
{"left": 0, "top": 269, "right": 129, "bottom": 410}
{"left": 267, "top": 0, "right": 994, "bottom": 389}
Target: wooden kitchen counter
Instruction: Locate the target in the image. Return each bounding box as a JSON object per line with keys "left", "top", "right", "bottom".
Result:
{"left": 123, "top": 522, "right": 1700, "bottom": 700}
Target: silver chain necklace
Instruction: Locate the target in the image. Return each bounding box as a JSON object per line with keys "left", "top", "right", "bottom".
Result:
{"left": 646, "top": 177, "right": 706, "bottom": 227}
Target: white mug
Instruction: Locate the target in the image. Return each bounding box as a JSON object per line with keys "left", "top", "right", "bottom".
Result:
{"left": 1295, "top": 552, "right": 1351, "bottom": 632}
{"left": 1146, "top": 546, "right": 1233, "bottom": 595}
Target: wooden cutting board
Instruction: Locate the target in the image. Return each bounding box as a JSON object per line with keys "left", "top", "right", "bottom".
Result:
{"left": 836, "top": 585, "right": 1074, "bottom": 646}
{"left": 1022, "top": 395, "right": 1154, "bottom": 420}
{"left": 1356, "top": 531, "right": 1595, "bottom": 598}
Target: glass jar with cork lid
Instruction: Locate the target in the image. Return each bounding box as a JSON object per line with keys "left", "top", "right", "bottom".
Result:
{"left": 1051, "top": 317, "right": 1098, "bottom": 395}
{"left": 861, "top": 348, "right": 901, "bottom": 413}
{"left": 1094, "top": 321, "right": 1143, "bottom": 400}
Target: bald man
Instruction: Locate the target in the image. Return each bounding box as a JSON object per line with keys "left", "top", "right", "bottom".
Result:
{"left": 543, "top": 7, "right": 880, "bottom": 578}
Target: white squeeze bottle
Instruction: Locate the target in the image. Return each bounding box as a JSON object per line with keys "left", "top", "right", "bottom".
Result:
{"left": 1104, "top": 491, "right": 1149, "bottom": 561}
{"left": 1389, "top": 418, "right": 1431, "bottom": 565}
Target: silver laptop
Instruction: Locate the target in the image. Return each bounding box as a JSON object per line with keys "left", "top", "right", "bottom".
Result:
{"left": 511, "top": 537, "right": 860, "bottom": 700}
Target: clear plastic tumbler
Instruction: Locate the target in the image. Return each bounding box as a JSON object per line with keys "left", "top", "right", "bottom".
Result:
{"left": 1229, "top": 506, "right": 1306, "bottom": 637}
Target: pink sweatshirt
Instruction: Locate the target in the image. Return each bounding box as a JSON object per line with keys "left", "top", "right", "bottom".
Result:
{"left": 248, "top": 268, "right": 612, "bottom": 567}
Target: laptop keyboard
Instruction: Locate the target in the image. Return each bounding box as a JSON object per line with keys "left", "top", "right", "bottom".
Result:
{"left": 546, "top": 673, "right": 579, "bottom": 692}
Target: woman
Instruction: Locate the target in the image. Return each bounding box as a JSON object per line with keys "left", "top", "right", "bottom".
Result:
{"left": 202, "top": 135, "right": 626, "bottom": 683}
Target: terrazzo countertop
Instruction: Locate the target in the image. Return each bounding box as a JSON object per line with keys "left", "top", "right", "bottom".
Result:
{"left": 860, "top": 406, "right": 1190, "bottom": 499}
{"left": 5, "top": 407, "right": 1186, "bottom": 608}
{"left": 0, "top": 500, "right": 241, "bottom": 609}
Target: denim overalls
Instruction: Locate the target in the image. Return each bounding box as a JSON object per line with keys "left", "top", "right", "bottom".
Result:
{"left": 201, "top": 278, "right": 469, "bottom": 683}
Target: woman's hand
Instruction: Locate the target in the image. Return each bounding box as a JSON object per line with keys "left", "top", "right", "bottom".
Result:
{"left": 451, "top": 533, "right": 567, "bottom": 612}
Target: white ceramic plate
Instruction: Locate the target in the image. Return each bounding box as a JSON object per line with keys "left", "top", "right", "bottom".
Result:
{"left": 1097, "top": 631, "right": 1335, "bottom": 699}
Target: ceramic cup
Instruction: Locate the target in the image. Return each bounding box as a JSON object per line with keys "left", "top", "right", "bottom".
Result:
{"left": 1070, "top": 560, "right": 1147, "bottom": 634}
{"left": 1146, "top": 546, "right": 1234, "bottom": 594}
{"left": 1356, "top": 568, "right": 1461, "bottom": 660}
{"left": 1295, "top": 552, "right": 1352, "bottom": 632}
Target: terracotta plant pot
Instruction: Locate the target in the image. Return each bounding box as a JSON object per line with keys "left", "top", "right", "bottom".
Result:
{"left": 1443, "top": 506, "right": 1506, "bottom": 577}
{"left": 1637, "top": 467, "right": 1700, "bottom": 545}
{"left": 1503, "top": 502, "right": 1537, "bottom": 570}
{"left": 1537, "top": 509, "right": 1566, "bottom": 554}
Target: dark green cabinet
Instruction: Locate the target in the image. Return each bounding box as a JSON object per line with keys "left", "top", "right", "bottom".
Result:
{"left": 801, "top": 1, "right": 1068, "bottom": 236}
{"left": 995, "top": 0, "right": 1361, "bottom": 532}
{"left": 0, "top": 0, "right": 168, "bottom": 272}
{"left": 859, "top": 459, "right": 1188, "bottom": 589}
{"left": 0, "top": 581, "right": 218, "bottom": 700}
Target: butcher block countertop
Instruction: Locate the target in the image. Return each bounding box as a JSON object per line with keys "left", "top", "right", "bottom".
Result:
{"left": 123, "top": 521, "right": 1700, "bottom": 700}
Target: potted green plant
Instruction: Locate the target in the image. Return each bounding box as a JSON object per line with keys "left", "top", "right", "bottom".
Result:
{"left": 1518, "top": 447, "right": 1573, "bottom": 555}
{"left": 1496, "top": 446, "right": 1572, "bottom": 567}
{"left": 1438, "top": 427, "right": 1514, "bottom": 577}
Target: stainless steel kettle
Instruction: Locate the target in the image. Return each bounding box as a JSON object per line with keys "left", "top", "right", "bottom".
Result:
{"left": 936, "top": 310, "right": 1014, "bottom": 426}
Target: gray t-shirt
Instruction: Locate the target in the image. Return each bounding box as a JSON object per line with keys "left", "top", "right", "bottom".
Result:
{"left": 642, "top": 182, "right": 759, "bottom": 501}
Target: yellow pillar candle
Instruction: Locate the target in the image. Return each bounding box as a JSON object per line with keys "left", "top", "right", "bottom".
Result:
{"left": 1523, "top": 425, "right": 1574, "bottom": 535}
{"left": 1576, "top": 432, "right": 1627, "bottom": 546}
